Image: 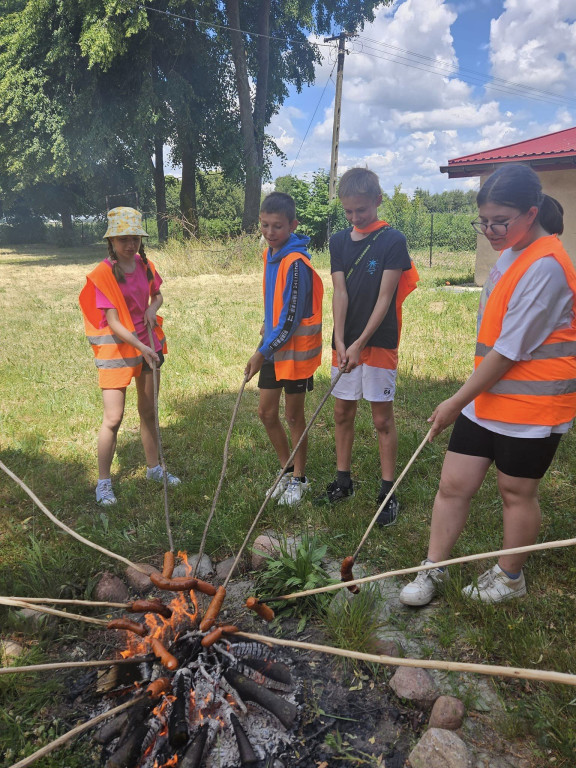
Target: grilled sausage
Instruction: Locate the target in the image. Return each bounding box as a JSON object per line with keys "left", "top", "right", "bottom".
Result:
{"left": 149, "top": 572, "right": 197, "bottom": 591}
{"left": 161, "top": 551, "right": 175, "bottom": 579}
{"left": 340, "top": 556, "right": 360, "bottom": 594}
{"left": 129, "top": 599, "right": 173, "bottom": 619}
{"left": 199, "top": 586, "right": 227, "bottom": 632}
{"left": 149, "top": 638, "right": 179, "bottom": 670}
{"left": 245, "top": 597, "right": 275, "bottom": 622}
{"left": 201, "top": 627, "right": 223, "bottom": 648}
{"left": 107, "top": 618, "right": 148, "bottom": 637}
{"left": 146, "top": 677, "right": 172, "bottom": 698}
{"left": 193, "top": 579, "right": 218, "bottom": 597}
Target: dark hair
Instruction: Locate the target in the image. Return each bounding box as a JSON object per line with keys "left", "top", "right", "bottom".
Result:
{"left": 477, "top": 163, "right": 564, "bottom": 235}
{"left": 107, "top": 238, "right": 154, "bottom": 283}
{"left": 260, "top": 192, "right": 296, "bottom": 222}
{"left": 338, "top": 167, "right": 381, "bottom": 200}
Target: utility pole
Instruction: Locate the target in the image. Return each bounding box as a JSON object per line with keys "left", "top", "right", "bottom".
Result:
{"left": 324, "top": 32, "right": 348, "bottom": 204}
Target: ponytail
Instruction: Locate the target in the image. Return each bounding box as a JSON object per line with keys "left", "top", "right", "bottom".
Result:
{"left": 138, "top": 242, "right": 155, "bottom": 283}
{"left": 539, "top": 194, "right": 564, "bottom": 236}
{"left": 107, "top": 239, "right": 125, "bottom": 283}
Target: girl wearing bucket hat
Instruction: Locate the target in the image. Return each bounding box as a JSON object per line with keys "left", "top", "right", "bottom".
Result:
{"left": 79, "top": 207, "right": 180, "bottom": 505}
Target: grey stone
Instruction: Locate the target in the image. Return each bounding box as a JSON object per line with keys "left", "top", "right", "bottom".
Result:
{"left": 216, "top": 557, "right": 237, "bottom": 581}
{"left": 94, "top": 572, "right": 129, "bottom": 603}
{"left": 173, "top": 553, "right": 213, "bottom": 579}
{"left": 389, "top": 666, "right": 439, "bottom": 707}
{"left": 409, "top": 728, "right": 471, "bottom": 768}
{"left": 0, "top": 640, "right": 24, "bottom": 662}
{"left": 366, "top": 637, "right": 402, "bottom": 661}
{"left": 15, "top": 607, "right": 57, "bottom": 629}
{"left": 252, "top": 534, "right": 281, "bottom": 570}
{"left": 125, "top": 563, "right": 156, "bottom": 593}
{"left": 429, "top": 695, "right": 466, "bottom": 730}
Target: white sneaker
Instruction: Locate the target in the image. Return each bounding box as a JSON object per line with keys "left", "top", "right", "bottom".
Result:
{"left": 278, "top": 477, "right": 310, "bottom": 506}
{"left": 146, "top": 465, "right": 181, "bottom": 485}
{"left": 462, "top": 564, "right": 526, "bottom": 603}
{"left": 399, "top": 559, "right": 448, "bottom": 606}
{"left": 96, "top": 479, "right": 117, "bottom": 506}
{"left": 268, "top": 470, "right": 293, "bottom": 500}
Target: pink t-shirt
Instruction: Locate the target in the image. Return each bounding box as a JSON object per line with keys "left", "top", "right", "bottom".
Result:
{"left": 95, "top": 257, "right": 163, "bottom": 352}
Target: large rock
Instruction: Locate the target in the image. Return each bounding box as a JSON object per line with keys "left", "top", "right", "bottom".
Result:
{"left": 389, "top": 666, "right": 438, "bottom": 707}
{"left": 216, "top": 557, "right": 237, "bottom": 581}
{"left": 0, "top": 640, "right": 24, "bottom": 663}
{"left": 125, "top": 563, "right": 156, "bottom": 593}
{"left": 366, "top": 637, "right": 402, "bottom": 661}
{"left": 429, "top": 695, "right": 466, "bottom": 730}
{"left": 94, "top": 572, "right": 129, "bottom": 603}
{"left": 408, "top": 728, "right": 470, "bottom": 768}
{"left": 252, "top": 534, "right": 281, "bottom": 570}
{"left": 173, "top": 553, "right": 213, "bottom": 579}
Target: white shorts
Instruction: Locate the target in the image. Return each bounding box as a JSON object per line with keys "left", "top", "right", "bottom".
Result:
{"left": 331, "top": 364, "right": 396, "bottom": 402}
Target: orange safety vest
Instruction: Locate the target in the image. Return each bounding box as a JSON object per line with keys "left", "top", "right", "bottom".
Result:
{"left": 79, "top": 259, "right": 166, "bottom": 389}
{"left": 474, "top": 235, "right": 576, "bottom": 425}
{"left": 266, "top": 250, "right": 324, "bottom": 380}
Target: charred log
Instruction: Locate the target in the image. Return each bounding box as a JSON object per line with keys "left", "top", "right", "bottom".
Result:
{"left": 230, "top": 712, "right": 259, "bottom": 766}
{"left": 168, "top": 668, "right": 192, "bottom": 748}
{"left": 104, "top": 719, "right": 151, "bottom": 768}
{"left": 224, "top": 668, "right": 297, "bottom": 729}
{"left": 179, "top": 722, "right": 209, "bottom": 768}
{"left": 94, "top": 711, "right": 129, "bottom": 745}
{"left": 240, "top": 657, "right": 293, "bottom": 689}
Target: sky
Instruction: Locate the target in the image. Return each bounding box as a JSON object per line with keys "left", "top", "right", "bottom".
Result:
{"left": 265, "top": 0, "right": 576, "bottom": 196}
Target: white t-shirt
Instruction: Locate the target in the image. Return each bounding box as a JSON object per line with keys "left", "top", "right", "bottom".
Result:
{"left": 462, "top": 246, "right": 574, "bottom": 437}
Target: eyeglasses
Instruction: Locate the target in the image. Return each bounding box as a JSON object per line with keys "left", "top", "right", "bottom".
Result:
{"left": 470, "top": 214, "right": 522, "bottom": 236}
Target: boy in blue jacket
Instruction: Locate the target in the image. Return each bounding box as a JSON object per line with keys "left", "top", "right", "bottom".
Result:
{"left": 245, "top": 192, "right": 324, "bottom": 506}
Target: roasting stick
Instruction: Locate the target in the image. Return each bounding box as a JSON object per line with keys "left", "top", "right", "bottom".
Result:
{"left": 0, "top": 460, "right": 150, "bottom": 575}
{"left": 147, "top": 323, "right": 174, "bottom": 553}
{"left": 234, "top": 631, "right": 576, "bottom": 687}
{"left": 193, "top": 373, "right": 249, "bottom": 578}
{"left": 6, "top": 597, "right": 130, "bottom": 608}
{"left": 0, "top": 597, "right": 109, "bottom": 626}
{"left": 222, "top": 370, "right": 345, "bottom": 591}
{"left": 8, "top": 694, "right": 146, "bottom": 768}
{"left": 258, "top": 536, "right": 576, "bottom": 602}
{"left": 340, "top": 428, "right": 432, "bottom": 591}
{"left": 0, "top": 658, "right": 150, "bottom": 677}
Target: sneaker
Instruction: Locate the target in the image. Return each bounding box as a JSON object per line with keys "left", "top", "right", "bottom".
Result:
{"left": 146, "top": 465, "right": 181, "bottom": 485}
{"left": 376, "top": 492, "right": 399, "bottom": 527}
{"left": 399, "top": 559, "right": 448, "bottom": 606}
{"left": 462, "top": 564, "right": 526, "bottom": 603}
{"left": 96, "top": 479, "right": 117, "bottom": 506}
{"left": 268, "top": 470, "right": 293, "bottom": 500}
{"left": 316, "top": 479, "right": 355, "bottom": 505}
{"left": 278, "top": 477, "right": 310, "bottom": 506}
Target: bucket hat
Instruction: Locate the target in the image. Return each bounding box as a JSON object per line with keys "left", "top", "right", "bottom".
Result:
{"left": 103, "top": 207, "right": 148, "bottom": 239}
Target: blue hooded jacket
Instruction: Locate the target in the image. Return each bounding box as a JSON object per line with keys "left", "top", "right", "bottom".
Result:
{"left": 259, "top": 232, "right": 313, "bottom": 361}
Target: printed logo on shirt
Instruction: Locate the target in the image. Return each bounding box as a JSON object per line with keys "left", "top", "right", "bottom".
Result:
{"left": 367, "top": 259, "right": 378, "bottom": 275}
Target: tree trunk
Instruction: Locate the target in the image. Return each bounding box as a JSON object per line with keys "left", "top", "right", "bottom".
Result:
{"left": 254, "top": 0, "right": 271, "bottom": 170}
{"left": 60, "top": 208, "right": 74, "bottom": 246}
{"left": 224, "top": 0, "right": 265, "bottom": 232}
{"left": 153, "top": 138, "right": 168, "bottom": 243}
{"left": 180, "top": 142, "right": 199, "bottom": 238}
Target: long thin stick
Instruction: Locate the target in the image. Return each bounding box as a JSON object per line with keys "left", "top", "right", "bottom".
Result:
{"left": 147, "top": 323, "right": 174, "bottom": 553}
{"left": 234, "top": 631, "right": 576, "bottom": 687}
{"left": 194, "top": 374, "right": 248, "bottom": 577}
{"left": 6, "top": 597, "right": 128, "bottom": 608}
{"left": 0, "top": 460, "right": 150, "bottom": 574}
{"left": 352, "top": 427, "right": 432, "bottom": 561}
{"left": 222, "top": 370, "right": 344, "bottom": 590}
{"left": 259, "top": 536, "right": 576, "bottom": 602}
{"left": 0, "top": 597, "right": 109, "bottom": 626}
{"left": 8, "top": 694, "right": 145, "bottom": 768}
{"left": 0, "top": 658, "right": 150, "bottom": 676}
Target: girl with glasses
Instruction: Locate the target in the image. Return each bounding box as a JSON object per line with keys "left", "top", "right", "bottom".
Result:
{"left": 400, "top": 163, "right": 576, "bottom": 606}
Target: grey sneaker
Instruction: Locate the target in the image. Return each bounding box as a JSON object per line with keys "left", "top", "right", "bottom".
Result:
{"left": 278, "top": 477, "right": 310, "bottom": 506}
{"left": 268, "top": 470, "right": 293, "bottom": 500}
{"left": 146, "top": 465, "right": 181, "bottom": 485}
{"left": 462, "top": 564, "right": 526, "bottom": 603}
{"left": 399, "top": 559, "right": 448, "bottom": 606}
{"left": 96, "top": 479, "right": 117, "bottom": 506}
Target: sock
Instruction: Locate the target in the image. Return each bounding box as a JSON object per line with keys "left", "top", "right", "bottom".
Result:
{"left": 380, "top": 479, "right": 394, "bottom": 495}
{"left": 500, "top": 566, "right": 521, "bottom": 580}
{"left": 337, "top": 470, "right": 351, "bottom": 489}
{"left": 297, "top": 476, "right": 307, "bottom": 483}
{"left": 427, "top": 558, "right": 445, "bottom": 573}
{"left": 283, "top": 465, "right": 294, "bottom": 476}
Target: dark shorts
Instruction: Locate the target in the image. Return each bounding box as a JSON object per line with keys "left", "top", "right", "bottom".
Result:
{"left": 258, "top": 360, "right": 314, "bottom": 395}
{"left": 448, "top": 414, "right": 562, "bottom": 479}
{"left": 141, "top": 350, "right": 165, "bottom": 373}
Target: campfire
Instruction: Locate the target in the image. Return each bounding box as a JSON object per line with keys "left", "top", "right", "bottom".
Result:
{"left": 97, "top": 554, "right": 297, "bottom": 768}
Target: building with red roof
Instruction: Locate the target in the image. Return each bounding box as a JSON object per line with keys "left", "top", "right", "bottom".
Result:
{"left": 440, "top": 127, "right": 576, "bottom": 283}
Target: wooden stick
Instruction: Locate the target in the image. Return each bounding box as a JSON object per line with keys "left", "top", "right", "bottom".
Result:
{"left": 0, "top": 460, "right": 150, "bottom": 574}
{"left": 352, "top": 427, "right": 432, "bottom": 561}
{"left": 260, "top": 536, "right": 576, "bottom": 602}
{"left": 0, "top": 658, "right": 150, "bottom": 676}
{"left": 0, "top": 597, "right": 108, "bottom": 626}
{"left": 8, "top": 694, "right": 145, "bottom": 768}
{"left": 147, "top": 323, "right": 174, "bottom": 553}
{"left": 6, "top": 597, "right": 128, "bottom": 609}
{"left": 194, "top": 374, "right": 248, "bottom": 578}
{"left": 222, "top": 369, "right": 344, "bottom": 590}
{"left": 235, "top": 631, "right": 576, "bottom": 687}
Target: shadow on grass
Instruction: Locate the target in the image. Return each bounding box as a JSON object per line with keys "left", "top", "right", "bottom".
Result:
{"left": 0, "top": 243, "right": 105, "bottom": 267}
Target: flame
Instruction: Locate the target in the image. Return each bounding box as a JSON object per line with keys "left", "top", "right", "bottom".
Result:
{"left": 154, "top": 757, "right": 178, "bottom": 768}
{"left": 177, "top": 550, "right": 192, "bottom": 575}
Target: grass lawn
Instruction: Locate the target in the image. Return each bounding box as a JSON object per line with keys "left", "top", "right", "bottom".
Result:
{"left": 1, "top": 240, "right": 575, "bottom": 766}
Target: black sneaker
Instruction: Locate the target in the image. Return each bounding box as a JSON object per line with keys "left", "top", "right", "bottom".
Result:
{"left": 315, "top": 479, "right": 355, "bottom": 505}
{"left": 376, "top": 492, "right": 399, "bottom": 526}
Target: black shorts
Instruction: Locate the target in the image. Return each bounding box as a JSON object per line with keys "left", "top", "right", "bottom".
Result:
{"left": 258, "top": 360, "right": 314, "bottom": 395}
{"left": 448, "top": 414, "right": 562, "bottom": 479}
{"left": 141, "top": 350, "right": 165, "bottom": 373}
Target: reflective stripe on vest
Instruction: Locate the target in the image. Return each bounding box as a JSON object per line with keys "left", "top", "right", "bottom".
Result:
{"left": 474, "top": 235, "right": 576, "bottom": 425}
{"left": 268, "top": 250, "right": 323, "bottom": 380}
